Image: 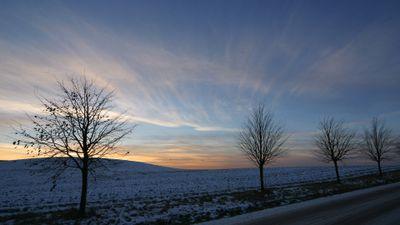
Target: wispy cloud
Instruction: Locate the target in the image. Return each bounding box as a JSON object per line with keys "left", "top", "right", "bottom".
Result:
{"left": 1, "top": 1, "right": 400, "bottom": 168}
{"left": 290, "top": 19, "right": 400, "bottom": 96}
{"left": 0, "top": 9, "right": 247, "bottom": 133}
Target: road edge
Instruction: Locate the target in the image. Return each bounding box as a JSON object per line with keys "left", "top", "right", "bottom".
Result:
{"left": 196, "top": 182, "right": 400, "bottom": 225}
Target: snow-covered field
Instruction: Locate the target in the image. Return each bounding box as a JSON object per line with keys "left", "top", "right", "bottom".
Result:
{"left": 1, "top": 158, "right": 398, "bottom": 210}
{"left": 1, "top": 158, "right": 399, "bottom": 224}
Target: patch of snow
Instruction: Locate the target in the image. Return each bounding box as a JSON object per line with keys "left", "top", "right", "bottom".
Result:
{"left": 1, "top": 158, "right": 399, "bottom": 224}
{"left": 196, "top": 182, "right": 400, "bottom": 225}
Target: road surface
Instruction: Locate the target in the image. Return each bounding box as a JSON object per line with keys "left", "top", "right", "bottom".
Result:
{"left": 199, "top": 182, "right": 400, "bottom": 225}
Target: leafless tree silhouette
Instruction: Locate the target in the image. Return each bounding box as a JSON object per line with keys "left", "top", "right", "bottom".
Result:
{"left": 314, "top": 117, "right": 356, "bottom": 183}
{"left": 361, "top": 117, "right": 394, "bottom": 176}
{"left": 238, "top": 104, "right": 287, "bottom": 191}
{"left": 14, "top": 77, "right": 135, "bottom": 216}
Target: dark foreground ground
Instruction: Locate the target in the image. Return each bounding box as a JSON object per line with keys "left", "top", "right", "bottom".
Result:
{"left": 2, "top": 170, "right": 400, "bottom": 225}
{"left": 200, "top": 182, "right": 400, "bottom": 225}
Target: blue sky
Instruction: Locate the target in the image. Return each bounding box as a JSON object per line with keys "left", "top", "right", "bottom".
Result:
{"left": 0, "top": 0, "right": 400, "bottom": 168}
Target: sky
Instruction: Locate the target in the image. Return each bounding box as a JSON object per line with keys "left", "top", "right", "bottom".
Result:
{"left": 0, "top": 0, "right": 400, "bottom": 169}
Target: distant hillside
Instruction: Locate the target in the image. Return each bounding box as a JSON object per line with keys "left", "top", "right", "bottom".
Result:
{"left": 0, "top": 157, "right": 177, "bottom": 174}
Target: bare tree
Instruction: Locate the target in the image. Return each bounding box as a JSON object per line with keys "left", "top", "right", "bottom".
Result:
{"left": 361, "top": 117, "right": 394, "bottom": 176}
{"left": 14, "top": 77, "right": 135, "bottom": 216}
{"left": 314, "top": 117, "right": 356, "bottom": 183}
{"left": 238, "top": 104, "right": 287, "bottom": 191}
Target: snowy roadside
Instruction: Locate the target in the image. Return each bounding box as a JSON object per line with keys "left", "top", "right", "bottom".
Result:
{"left": 1, "top": 169, "right": 400, "bottom": 225}
{"left": 2, "top": 159, "right": 399, "bottom": 211}
{"left": 196, "top": 182, "right": 400, "bottom": 225}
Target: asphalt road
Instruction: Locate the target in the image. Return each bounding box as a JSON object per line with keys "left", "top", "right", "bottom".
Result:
{"left": 243, "top": 184, "right": 400, "bottom": 225}
{"left": 200, "top": 183, "right": 400, "bottom": 225}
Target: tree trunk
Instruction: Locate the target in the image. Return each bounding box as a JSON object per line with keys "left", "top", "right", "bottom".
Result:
{"left": 79, "top": 160, "right": 88, "bottom": 217}
{"left": 259, "top": 165, "right": 265, "bottom": 191}
{"left": 333, "top": 160, "right": 341, "bottom": 183}
{"left": 377, "top": 160, "right": 383, "bottom": 176}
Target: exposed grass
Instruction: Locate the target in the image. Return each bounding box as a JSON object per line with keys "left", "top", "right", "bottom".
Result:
{"left": 0, "top": 208, "right": 97, "bottom": 225}
{"left": 195, "top": 170, "right": 400, "bottom": 222}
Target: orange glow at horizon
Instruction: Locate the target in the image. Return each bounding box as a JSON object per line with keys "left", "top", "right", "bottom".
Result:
{"left": 0, "top": 143, "right": 253, "bottom": 169}
{"left": 0, "top": 142, "right": 328, "bottom": 169}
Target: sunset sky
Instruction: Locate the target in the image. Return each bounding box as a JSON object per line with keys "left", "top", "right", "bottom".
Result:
{"left": 1, "top": 0, "right": 400, "bottom": 169}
